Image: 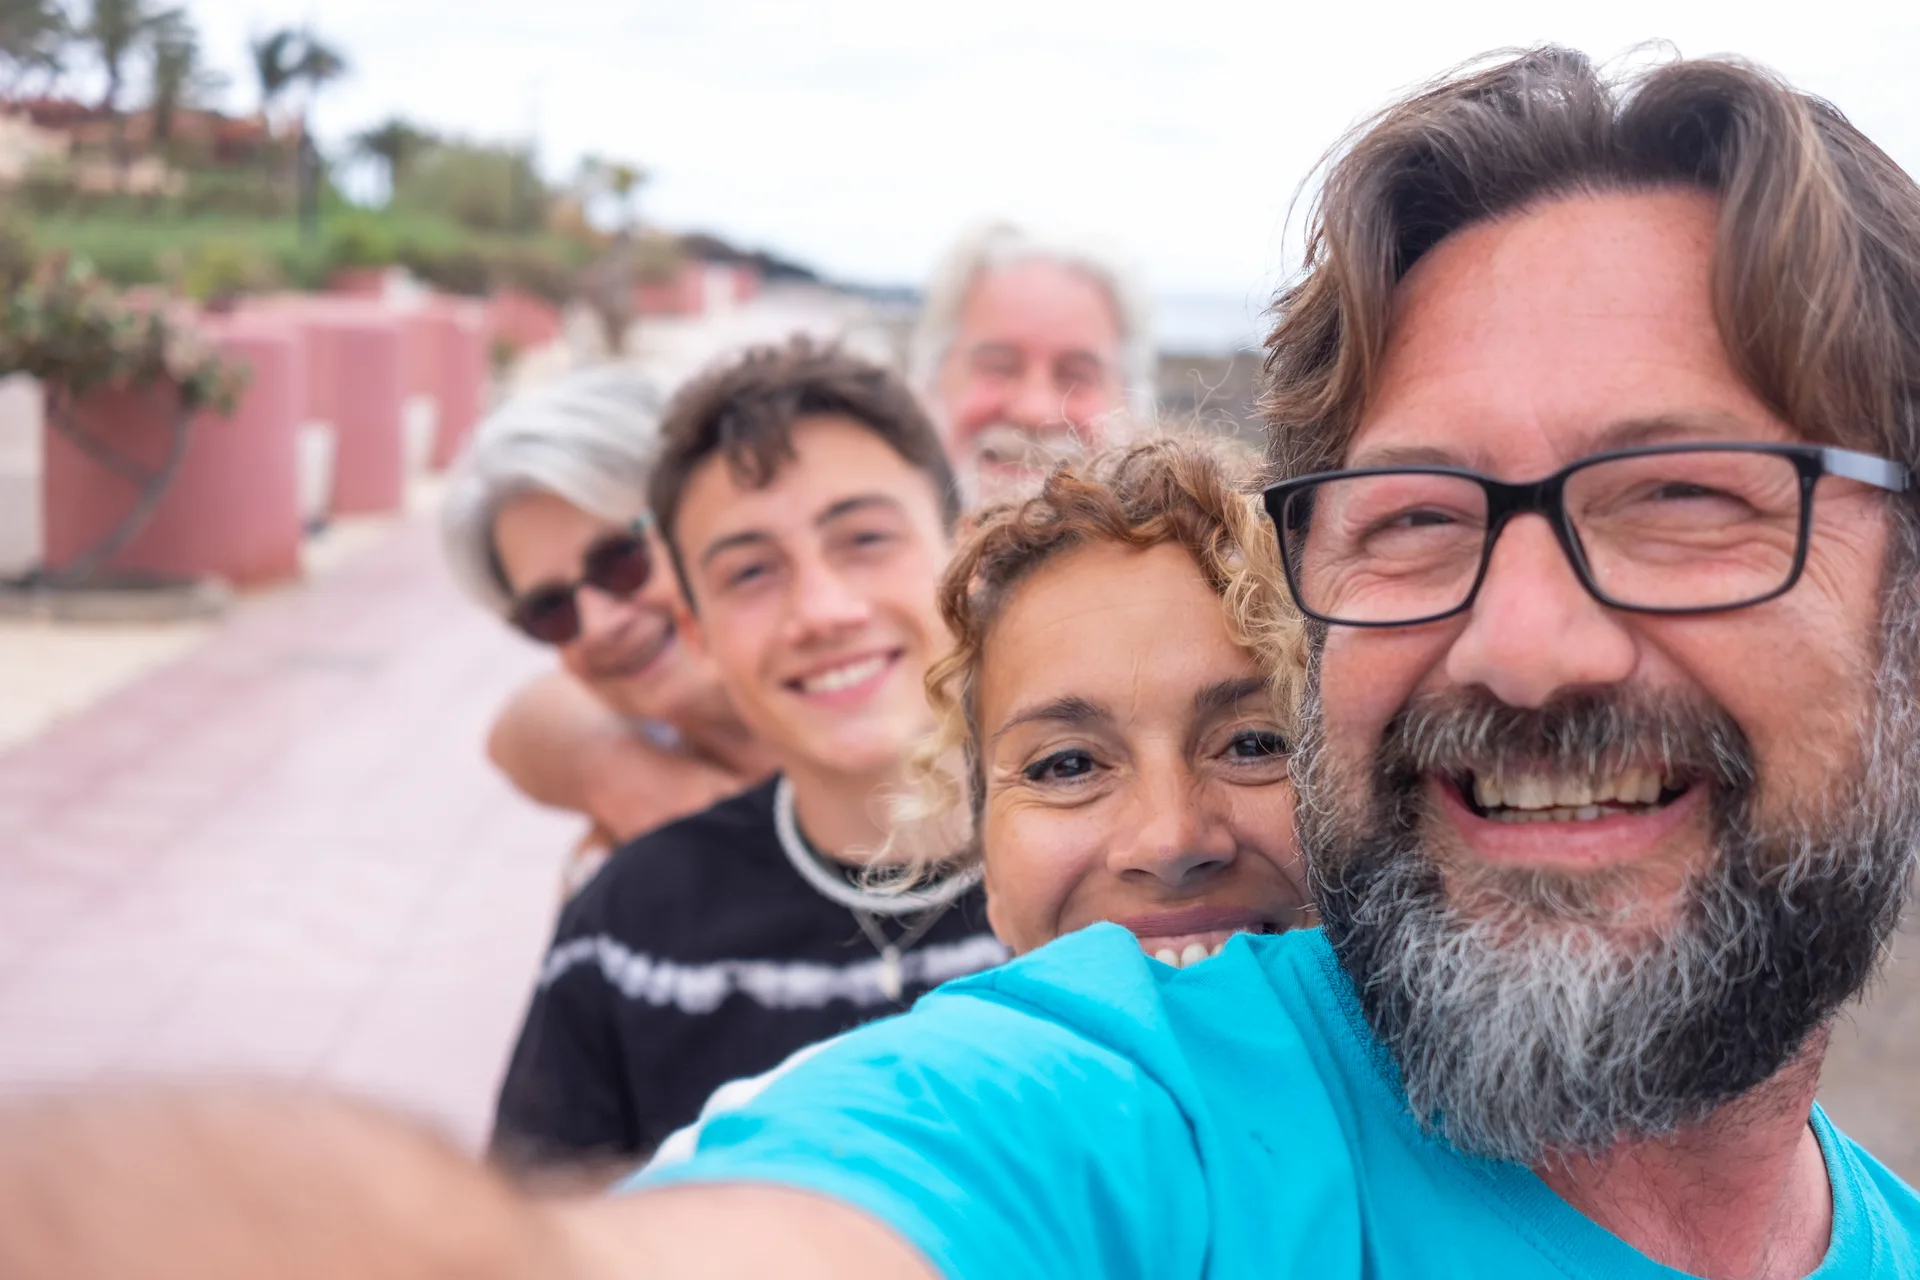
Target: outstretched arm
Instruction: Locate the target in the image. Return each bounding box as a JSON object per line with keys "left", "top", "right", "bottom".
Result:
{"left": 553, "top": 1185, "right": 938, "bottom": 1280}
{"left": 0, "top": 1089, "right": 933, "bottom": 1280}
{"left": 486, "top": 671, "right": 745, "bottom": 842}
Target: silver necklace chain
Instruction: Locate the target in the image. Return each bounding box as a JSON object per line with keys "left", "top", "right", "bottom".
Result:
{"left": 771, "top": 776, "right": 979, "bottom": 1002}
{"left": 771, "top": 776, "right": 979, "bottom": 916}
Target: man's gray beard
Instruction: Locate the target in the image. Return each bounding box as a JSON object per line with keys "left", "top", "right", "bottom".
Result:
{"left": 1293, "top": 583, "right": 1920, "bottom": 1166}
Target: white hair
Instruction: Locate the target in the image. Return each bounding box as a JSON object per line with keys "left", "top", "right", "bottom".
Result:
{"left": 907, "top": 222, "right": 1156, "bottom": 424}
{"left": 440, "top": 366, "right": 667, "bottom": 617}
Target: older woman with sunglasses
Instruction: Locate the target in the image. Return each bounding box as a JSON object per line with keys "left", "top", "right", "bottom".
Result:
{"left": 443, "top": 367, "right": 775, "bottom": 887}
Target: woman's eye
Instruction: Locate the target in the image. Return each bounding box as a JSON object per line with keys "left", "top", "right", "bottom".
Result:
{"left": 1023, "top": 749, "right": 1096, "bottom": 783}
{"left": 1228, "top": 729, "right": 1290, "bottom": 760}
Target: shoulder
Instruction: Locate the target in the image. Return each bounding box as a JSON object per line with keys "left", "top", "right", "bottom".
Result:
{"left": 563, "top": 779, "right": 779, "bottom": 924}
{"left": 633, "top": 927, "right": 1357, "bottom": 1280}
{"left": 1814, "top": 1105, "right": 1920, "bottom": 1270}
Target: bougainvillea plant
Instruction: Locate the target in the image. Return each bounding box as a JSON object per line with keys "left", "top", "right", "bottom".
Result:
{"left": 0, "top": 250, "right": 253, "bottom": 587}
{"left": 0, "top": 253, "right": 248, "bottom": 415}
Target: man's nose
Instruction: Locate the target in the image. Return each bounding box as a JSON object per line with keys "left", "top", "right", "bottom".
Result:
{"left": 1106, "top": 761, "right": 1237, "bottom": 888}
{"left": 783, "top": 558, "right": 872, "bottom": 643}
{"left": 1444, "top": 515, "right": 1638, "bottom": 707}
{"left": 1006, "top": 364, "right": 1064, "bottom": 429}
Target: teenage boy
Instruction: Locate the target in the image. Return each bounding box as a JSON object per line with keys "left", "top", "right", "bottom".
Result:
{"left": 488, "top": 338, "right": 1007, "bottom": 1174}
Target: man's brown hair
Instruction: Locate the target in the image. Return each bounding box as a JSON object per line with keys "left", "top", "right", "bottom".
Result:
{"left": 1262, "top": 47, "right": 1920, "bottom": 485}
{"left": 648, "top": 336, "right": 960, "bottom": 594}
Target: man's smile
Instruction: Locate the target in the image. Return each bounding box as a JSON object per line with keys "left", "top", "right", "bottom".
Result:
{"left": 1428, "top": 769, "right": 1707, "bottom": 869}
{"left": 782, "top": 649, "right": 905, "bottom": 706}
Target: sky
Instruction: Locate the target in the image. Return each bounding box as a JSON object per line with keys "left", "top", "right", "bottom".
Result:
{"left": 173, "top": 0, "right": 1919, "bottom": 318}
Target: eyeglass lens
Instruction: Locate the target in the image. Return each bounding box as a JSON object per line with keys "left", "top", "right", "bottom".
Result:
{"left": 1285, "top": 449, "right": 1806, "bottom": 624}
{"left": 510, "top": 531, "right": 654, "bottom": 645}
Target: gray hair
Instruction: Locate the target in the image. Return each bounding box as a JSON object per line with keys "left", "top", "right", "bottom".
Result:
{"left": 440, "top": 366, "right": 667, "bottom": 616}
{"left": 907, "top": 222, "right": 1156, "bottom": 424}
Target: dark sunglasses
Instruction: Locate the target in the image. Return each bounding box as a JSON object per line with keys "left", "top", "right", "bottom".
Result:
{"left": 507, "top": 515, "right": 656, "bottom": 645}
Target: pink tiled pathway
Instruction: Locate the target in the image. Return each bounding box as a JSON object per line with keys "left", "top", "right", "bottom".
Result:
{"left": 0, "top": 517, "right": 577, "bottom": 1150}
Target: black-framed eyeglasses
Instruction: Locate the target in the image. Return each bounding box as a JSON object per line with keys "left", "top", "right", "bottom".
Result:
{"left": 1262, "top": 444, "right": 1911, "bottom": 628}
{"left": 507, "top": 514, "right": 656, "bottom": 645}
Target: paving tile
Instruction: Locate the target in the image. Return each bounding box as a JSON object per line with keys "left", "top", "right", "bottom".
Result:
{"left": 0, "top": 516, "right": 577, "bottom": 1145}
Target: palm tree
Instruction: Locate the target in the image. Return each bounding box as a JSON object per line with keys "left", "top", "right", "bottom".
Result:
{"left": 249, "top": 26, "right": 350, "bottom": 238}
{"left": 352, "top": 116, "right": 435, "bottom": 202}
{"left": 248, "top": 27, "right": 300, "bottom": 120}
{"left": 0, "top": 0, "right": 71, "bottom": 96}
{"left": 605, "top": 160, "right": 647, "bottom": 231}
{"left": 146, "top": 8, "right": 225, "bottom": 145}
{"left": 292, "top": 31, "right": 345, "bottom": 95}
{"left": 80, "top": 0, "right": 163, "bottom": 114}
{"left": 251, "top": 25, "right": 347, "bottom": 117}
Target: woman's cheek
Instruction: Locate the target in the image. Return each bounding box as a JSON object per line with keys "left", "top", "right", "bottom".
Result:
{"left": 984, "top": 798, "right": 1080, "bottom": 953}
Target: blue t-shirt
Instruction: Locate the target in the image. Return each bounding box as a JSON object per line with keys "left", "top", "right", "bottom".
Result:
{"left": 635, "top": 925, "right": 1920, "bottom": 1278}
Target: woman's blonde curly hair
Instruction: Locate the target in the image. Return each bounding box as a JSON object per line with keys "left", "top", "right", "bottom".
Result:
{"left": 884, "top": 433, "right": 1308, "bottom": 877}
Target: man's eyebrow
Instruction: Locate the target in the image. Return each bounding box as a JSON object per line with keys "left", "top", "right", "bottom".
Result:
{"left": 817, "top": 494, "right": 905, "bottom": 527}
{"left": 989, "top": 695, "right": 1108, "bottom": 744}
{"left": 697, "top": 529, "right": 773, "bottom": 570}
{"left": 1343, "top": 443, "right": 1463, "bottom": 470}
{"left": 1590, "top": 412, "right": 1758, "bottom": 452}
{"left": 1192, "top": 675, "right": 1272, "bottom": 720}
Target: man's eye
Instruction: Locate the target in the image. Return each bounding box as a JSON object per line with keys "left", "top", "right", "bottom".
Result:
{"left": 1023, "top": 749, "right": 1096, "bottom": 783}
{"left": 725, "top": 562, "right": 770, "bottom": 589}
{"left": 1228, "top": 729, "right": 1290, "bottom": 759}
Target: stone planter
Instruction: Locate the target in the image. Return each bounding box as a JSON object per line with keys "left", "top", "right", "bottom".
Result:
{"left": 297, "top": 309, "right": 406, "bottom": 515}
{"left": 429, "top": 299, "right": 489, "bottom": 470}
{"left": 41, "top": 325, "right": 304, "bottom": 588}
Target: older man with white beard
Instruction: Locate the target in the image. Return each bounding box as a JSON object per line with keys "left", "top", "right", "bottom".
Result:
{"left": 908, "top": 222, "right": 1155, "bottom": 503}
{"left": 3, "top": 47, "right": 1918, "bottom": 1280}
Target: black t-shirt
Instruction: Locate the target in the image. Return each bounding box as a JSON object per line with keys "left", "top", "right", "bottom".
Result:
{"left": 490, "top": 777, "right": 1007, "bottom": 1170}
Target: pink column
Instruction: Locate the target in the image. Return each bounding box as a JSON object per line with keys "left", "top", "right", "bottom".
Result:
{"left": 302, "top": 312, "right": 406, "bottom": 514}
{"left": 430, "top": 299, "right": 489, "bottom": 470}
{"left": 43, "top": 324, "right": 304, "bottom": 586}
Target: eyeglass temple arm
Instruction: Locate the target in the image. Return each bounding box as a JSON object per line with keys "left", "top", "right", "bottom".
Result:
{"left": 1822, "top": 448, "right": 1911, "bottom": 493}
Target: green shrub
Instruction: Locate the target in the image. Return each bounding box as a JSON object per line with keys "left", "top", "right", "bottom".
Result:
{"left": 325, "top": 213, "right": 401, "bottom": 269}
{"left": 177, "top": 238, "right": 283, "bottom": 302}
{"left": 397, "top": 242, "right": 492, "bottom": 296}
{"left": 395, "top": 141, "right": 548, "bottom": 235}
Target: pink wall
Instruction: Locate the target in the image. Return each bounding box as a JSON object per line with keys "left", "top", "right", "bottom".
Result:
{"left": 488, "top": 290, "right": 562, "bottom": 352}
{"left": 300, "top": 312, "right": 406, "bottom": 514}
{"left": 43, "top": 324, "right": 304, "bottom": 586}
{"left": 430, "top": 300, "right": 488, "bottom": 469}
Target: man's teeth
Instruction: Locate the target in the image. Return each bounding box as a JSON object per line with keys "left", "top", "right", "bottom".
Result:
{"left": 1471, "top": 767, "right": 1669, "bottom": 823}
{"left": 1151, "top": 940, "right": 1231, "bottom": 969}
{"left": 799, "top": 655, "right": 888, "bottom": 694}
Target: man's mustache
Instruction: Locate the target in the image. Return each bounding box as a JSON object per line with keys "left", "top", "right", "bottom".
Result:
{"left": 1372, "top": 686, "right": 1757, "bottom": 800}
{"left": 967, "top": 422, "right": 1088, "bottom": 472}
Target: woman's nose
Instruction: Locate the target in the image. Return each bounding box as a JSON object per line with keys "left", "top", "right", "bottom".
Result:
{"left": 573, "top": 585, "right": 640, "bottom": 644}
{"left": 1105, "top": 765, "right": 1237, "bottom": 888}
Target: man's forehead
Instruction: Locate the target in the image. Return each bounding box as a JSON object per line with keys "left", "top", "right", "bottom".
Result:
{"left": 1338, "top": 192, "right": 1800, "bottom": 475}
{"left": 959, "top": 261, "right": 1122, "bottom": 349}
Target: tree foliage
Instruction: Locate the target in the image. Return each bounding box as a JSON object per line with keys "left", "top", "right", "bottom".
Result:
{"left": 352, "top": 116, "right": 436, "bottom": 199}
{"left": 250, "top": 25, "right": 347, "bottom": 117}
{"left": 0, "top": 0, "right": 70, "bottom": 94}
{"left": 146, "top": 7, "right": 224, "bottom": 142}
{"left": 80, "top": 0, "right": 168, "bottom": 112}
